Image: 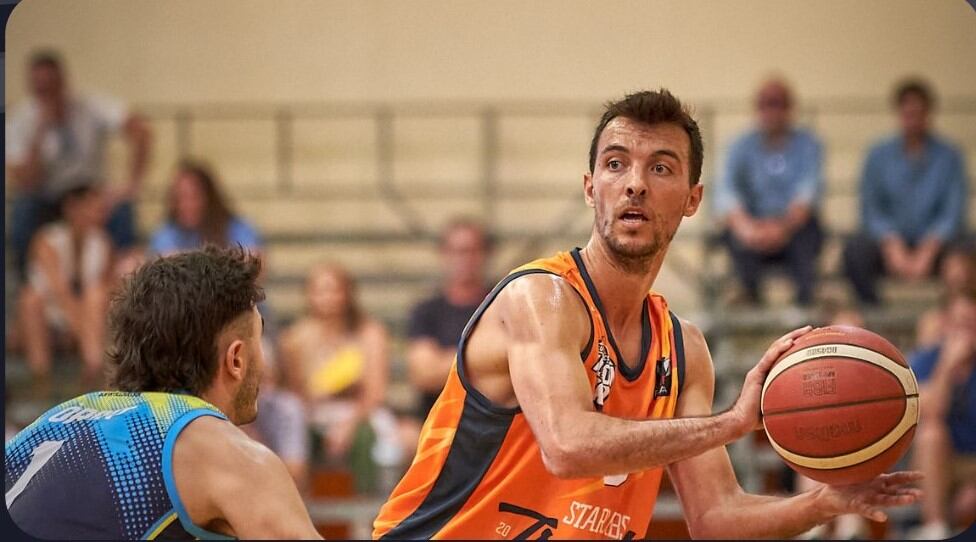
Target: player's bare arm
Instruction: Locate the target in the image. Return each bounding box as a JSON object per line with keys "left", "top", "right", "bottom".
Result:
{"left": 173, "top": 415, "right": 321, "bottom": 539}
{"left": 667, "top": 318, "right": 923, "bottom": 539}
{"left": 468, "top": 272, "right": 799, "bottom": 478}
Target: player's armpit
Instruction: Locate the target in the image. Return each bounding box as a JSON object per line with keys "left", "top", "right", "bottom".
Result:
{"left": 173, "top": 416, "right": 321, "bottom": 539}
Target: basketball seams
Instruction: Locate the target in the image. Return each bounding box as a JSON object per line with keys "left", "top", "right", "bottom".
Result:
{"left": 765, "top": 397, "right": 918, "bottom": 470}
{"left": 763, "top": 393, "right": 914, "bottom": 418}
{"left": 764, "top": 396, "right": 906, "bottom": 458}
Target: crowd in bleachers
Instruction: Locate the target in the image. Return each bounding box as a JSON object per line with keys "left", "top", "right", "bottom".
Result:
{"left": 5, "top": 50, "right": 974, "bottom": 538}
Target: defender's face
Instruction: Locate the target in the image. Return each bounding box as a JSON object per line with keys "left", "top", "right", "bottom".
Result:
{"left": 234, "top": 306, "right": 265, "bottom": 425}
{"left": 584, "top": 117, "right": 702, "bottom": 260}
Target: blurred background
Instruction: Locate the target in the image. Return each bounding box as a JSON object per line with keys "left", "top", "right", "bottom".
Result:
{"left": 5, "top": 0, "right": 976, "bottom": 538}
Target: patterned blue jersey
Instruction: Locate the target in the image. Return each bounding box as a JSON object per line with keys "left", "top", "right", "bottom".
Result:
{"left": 5, "top": 391, "right": 230, "bottom": 539}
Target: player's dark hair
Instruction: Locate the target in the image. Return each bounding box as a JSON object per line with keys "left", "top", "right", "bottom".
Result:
{"left": 893, "top": 78, "right": 935, "bottom": 109}
{"left": 107, "top": 246, "right": 265, "bottom": 396}
{"left": 588, "top": 89, "right": 704, "bottom": 185}
{"left": 29, "top": 49, "right": 63, "bottom": 71}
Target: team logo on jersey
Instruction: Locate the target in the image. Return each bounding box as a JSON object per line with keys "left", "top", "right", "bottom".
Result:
{"left": 592, "top": 341, "right": 615, "bottom": 410}
{"left": 654, "top": 356, "right": 672, "bottom": 397}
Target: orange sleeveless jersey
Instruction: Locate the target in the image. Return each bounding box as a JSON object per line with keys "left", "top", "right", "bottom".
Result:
{"left": 374, "top": 248, "right": 686, "bottom": 540}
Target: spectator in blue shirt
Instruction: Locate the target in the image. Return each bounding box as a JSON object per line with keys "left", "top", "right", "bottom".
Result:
{"left": 715, "top": 78, "right": 824, "bottom": 305}
{"left": 148, "top": 159, "right": 263, "bottom": 256}
{"left": 844, "top": 79, "right": 968, "bottom": 305}
{"left": 909, "top": 291, "right": 976, "bottom": 539}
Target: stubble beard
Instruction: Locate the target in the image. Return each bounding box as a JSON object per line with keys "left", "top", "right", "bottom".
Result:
{"left": 232, "top": 366, "right": 261, "bottom": 425}
{"left": 599, "top": 213, "right": 677, "bottom": 275}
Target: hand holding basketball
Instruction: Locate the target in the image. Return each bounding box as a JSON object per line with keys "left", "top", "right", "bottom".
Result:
{"left": 732, "top": 325, "right": 814, "bottom": 434}
{"left": 813, "top": 470, "right": 923, "bottom": 522}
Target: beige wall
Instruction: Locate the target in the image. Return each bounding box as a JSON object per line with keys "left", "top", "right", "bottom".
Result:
{"left": 6, "top": 0, "right": 976, "bottom": 106}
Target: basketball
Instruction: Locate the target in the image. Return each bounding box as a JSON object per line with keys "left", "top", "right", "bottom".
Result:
{"left": 760, "top": 325, "right": 919, "bottom": 485}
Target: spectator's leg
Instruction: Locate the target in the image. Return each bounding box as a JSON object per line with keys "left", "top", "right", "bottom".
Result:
{"left": 914, "top": 420, "right": 952, "bottom": 532}
{"left": 723, "top": 229, "right": 765, "bottom": 303}
{"left": 106, "top": 200, "right": 138, "bottom": 251}
{"left": 10, "top": 194, "right": 56, "bottom": 280}
{"left": 842, "top": 233, "right": 884, "bottom": 305}
{"left": 78, "top": 283, "right": 109, "bottom": 388}
{"left": 19, "top": 287, "right": 52, "bottom": 395}
{"left": 783, "top": 218, "right": 824, "bottom": 306}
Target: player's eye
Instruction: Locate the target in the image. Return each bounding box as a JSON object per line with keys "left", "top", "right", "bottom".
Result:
{"left": 653, "top": 163, "right": 671, "bottom": 174}
{"left": 607, "top": 159, "right": 623, "bottom": 170}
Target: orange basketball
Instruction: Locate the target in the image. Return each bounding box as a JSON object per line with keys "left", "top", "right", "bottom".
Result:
{"left": 760, "top": 325, "right": 919, "bottom": 485}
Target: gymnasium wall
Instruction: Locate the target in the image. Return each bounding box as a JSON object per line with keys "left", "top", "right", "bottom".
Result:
{"left": 6, "top": 0, "right": 976, "bottom": 106}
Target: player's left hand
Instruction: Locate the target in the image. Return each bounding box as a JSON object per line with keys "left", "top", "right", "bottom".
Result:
{"left": 814, "top": 471, "right": 923, "bottom": 522}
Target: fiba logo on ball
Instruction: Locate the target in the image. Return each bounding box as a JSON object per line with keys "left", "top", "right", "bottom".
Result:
{"left": 800, "top": 367, "right": 837, "bottom": 397}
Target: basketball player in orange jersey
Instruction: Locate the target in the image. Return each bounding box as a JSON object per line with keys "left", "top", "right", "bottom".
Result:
{"left": 373, "top": 90, "right": 922, "bottom": 540}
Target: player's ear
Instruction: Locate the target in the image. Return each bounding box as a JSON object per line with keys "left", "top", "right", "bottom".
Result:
{"left": 684, "top": 182, "right": 703, "bottom": 217}
{"left": 223, "top": 339, "right": 246, "bottom": 382}
{"left": 583, "top": 171, "right": 595, "bottom": 208}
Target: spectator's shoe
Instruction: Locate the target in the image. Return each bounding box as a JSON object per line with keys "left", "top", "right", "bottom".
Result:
{"left": 905, "top": 521, "right": 953, "bottom": 540}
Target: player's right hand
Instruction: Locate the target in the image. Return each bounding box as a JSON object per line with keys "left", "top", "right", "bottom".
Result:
{"left": 731, "top": 325, "right": 813, "bottom": 434}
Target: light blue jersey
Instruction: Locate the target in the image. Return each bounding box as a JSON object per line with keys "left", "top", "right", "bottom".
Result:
{"left": 5, "top": 391, "right": 230, "bottom": 539}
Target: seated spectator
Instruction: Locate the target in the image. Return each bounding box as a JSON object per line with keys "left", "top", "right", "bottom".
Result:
{"left": 406, "top": 218, "right": 492, "bottom": 421}
{"left": 909, "top": 291, "right": 976, "bottom": 539}
{"left": 279, "top": 263, "right": 405, "bottom": 491}
{"left": 916, "top": 241, "right": 976, "bottom": 348}
{"left": 148, "top": 159, "right": 262, "bottom": 256}
{"left": 6, "top": 50, "right": 150, "bottom": 280}
{"left": 715, "top": 78, "right": 824, "bottom": 306}
{"left": 17, "top": 183, "right": 112, "bottom": 394}
{"left": 844, "top": 78, "right": 968, "bottom": 305}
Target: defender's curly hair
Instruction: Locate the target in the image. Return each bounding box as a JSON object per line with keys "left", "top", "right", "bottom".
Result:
{"left": 107, "top": 245, "right": 264, "bottom": 395}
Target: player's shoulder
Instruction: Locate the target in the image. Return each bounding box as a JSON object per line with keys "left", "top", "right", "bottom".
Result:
{"left": 496, "top": 270, "right": 581, "bottom": 310}
{"left": 672, "top": 316, "right": 707, "bottom": 354}
{"left": 177, "top": 415, "right": 280, "bottom": 472}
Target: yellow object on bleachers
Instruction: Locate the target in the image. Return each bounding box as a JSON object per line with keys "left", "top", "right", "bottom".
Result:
{"left": 309, "top": 345, "right": 365, "bottom": 397}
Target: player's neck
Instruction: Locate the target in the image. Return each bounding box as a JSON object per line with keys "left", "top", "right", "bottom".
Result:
{"left": 580, "top": 238, "right": 663, "bottom": 329}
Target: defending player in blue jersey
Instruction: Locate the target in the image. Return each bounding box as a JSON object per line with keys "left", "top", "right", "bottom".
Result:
{"left": 5, "top": 246, "right": 321, "bottom": 539}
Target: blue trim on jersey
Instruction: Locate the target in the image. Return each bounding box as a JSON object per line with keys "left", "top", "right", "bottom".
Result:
{"left": 162, "top": 409, "right": 233, "bottom": 540}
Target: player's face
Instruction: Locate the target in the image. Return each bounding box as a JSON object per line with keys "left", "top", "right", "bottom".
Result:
{"left": 172, "top": 172, "right": 207, "bottom": 229}
{"left": 584, "top": 118, "right": 702, "bottom": 264}
{"left": 233, "top": 307, "right": 265, "bottom": 425}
